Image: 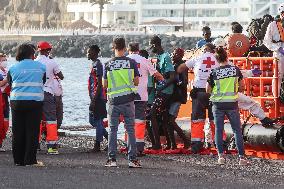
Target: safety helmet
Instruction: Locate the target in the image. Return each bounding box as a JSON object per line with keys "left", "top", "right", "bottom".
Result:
{"left": 212, "top": 37, "right": 226, "bottom": 48}
{"left": 37, "top": 41, "right": 52, "bottom": 51}
{"left": 278, "top": 3, "right": 284, "bottom": 14}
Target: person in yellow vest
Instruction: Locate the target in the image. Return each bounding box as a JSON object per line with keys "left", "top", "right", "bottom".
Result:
{"left": 264, "top": 3, "right": 284, "bottom": 96}
{"left": 206, "top": 46, "right": 250, "bottom": 166}
{"left": 104, "top": 37, "right": 141, "bottom": 168}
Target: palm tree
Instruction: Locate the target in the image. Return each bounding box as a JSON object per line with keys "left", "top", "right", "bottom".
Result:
{"left": 91, "top": 0, "right": 111, "bottom": 33}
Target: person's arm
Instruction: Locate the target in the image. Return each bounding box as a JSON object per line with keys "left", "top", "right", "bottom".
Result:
{"left": 237, "top": 68, "right": 244, "bottom": 92}
{"left": 0, "top": 79, "right": 8, "bottom": 87}
{"left": 43, "top": 73, "right": 46, "bottom": 84}
{"left": 206, "top": 72, "right": 214, "bottom": 94}
{"left": 52, "top": 60, "right": 64, "bottom": 80}
{"left": 92, "top": 62, "right": 103, "bottom": 101}
{"left": 7, "top": 71, "right": 12, "bottom": 86}
{"left": 206, "top": 83, "right": 212, "bottom": 94}
{"left": 133, "top": 60, "right": 140, "bottom": 86}
{"left": 146, "top": 59, "right": 164, "bottom": 81}
{"left": 177, "top": 58, "right": 196, "bottom": 73}
{"left": 55, "top": 71, "right": 64, "bottom": 80}
{"left": 263, "top": 22, "right": 282, "bottom": 52}
{"left": 103, "top": 63, "right": 108, "bottom": 89}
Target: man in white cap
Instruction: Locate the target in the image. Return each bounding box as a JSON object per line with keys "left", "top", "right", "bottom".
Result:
{"left": 263, "top": 3, "right": 284, "bottom": 96}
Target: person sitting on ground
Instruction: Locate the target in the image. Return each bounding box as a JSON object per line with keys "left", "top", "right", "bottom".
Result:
{"left": 87, "top": 45, "right": 108, "bottom": 152}
{"left": 196, "top": 26, "right": 213, "bottom": 48}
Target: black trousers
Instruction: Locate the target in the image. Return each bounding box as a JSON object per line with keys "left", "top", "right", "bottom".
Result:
{"left": 11, "top": 100, "right": 43, "bottom": 165}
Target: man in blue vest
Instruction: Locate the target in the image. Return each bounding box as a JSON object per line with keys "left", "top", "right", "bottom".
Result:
{"left": 104, "top": 37, "right": 141, "bottom": 168}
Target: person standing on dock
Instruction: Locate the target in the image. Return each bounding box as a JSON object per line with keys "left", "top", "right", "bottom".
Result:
{"left": 87, "top": 45, "right": 108, "bottom": 152}
{"left": 206, "top": 45, "right": 250, "bottom": 166}
{"left": 104, "top": 37, "right": 141, "bottom": 168}
{"left": 264, "top": 3, "right": 284, "bottom": 96}
{"left": 178, "top": 43, "right": 219, "bottom": 153}
{"left": 148, "top": 35, "right": 176, "bottom": 150}
{"left": 127, "top": 42, "right": 163, "bottom": 156}
{"left": 8, "top": 44, "right": 46, "bottom": 166}
{"left": 36, "top": 41, "right": 64, "bottom": 155}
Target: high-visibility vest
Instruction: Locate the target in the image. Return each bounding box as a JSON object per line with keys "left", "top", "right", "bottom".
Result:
{"left": 107, "top": 65, "right": 137, "bottom": 100}
{"left": 210, "top": 69, "right": 239, "bottom": 103}
{"left": 9, "top": 59, "right": 46, "bottom": 101}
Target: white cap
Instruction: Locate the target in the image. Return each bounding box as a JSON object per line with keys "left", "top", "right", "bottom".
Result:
{"left": 213, "top": 37, "right": 226, "bottom": 48}
{"left": 278, "top": 3, "right": 284, "bottom": 14}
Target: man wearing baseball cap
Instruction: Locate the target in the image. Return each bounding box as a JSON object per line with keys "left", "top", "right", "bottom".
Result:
{"left": 36, "top": 41, "right": 64, "bottom": 155}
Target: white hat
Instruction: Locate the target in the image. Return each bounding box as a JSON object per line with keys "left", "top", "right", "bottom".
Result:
{"left": 213, "top": 37, "right": 226, "bottom": 48}
{"left": 278, "top": 3, "right": 284, "bottom": 14}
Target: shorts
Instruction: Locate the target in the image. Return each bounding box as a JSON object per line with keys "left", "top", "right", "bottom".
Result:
{"left": 135, "top": 101, "right": 147, "bottom": 120}
{"left": 169, "top": 102, "right": 181, "bottom": 117}
{"left": 43, "top": 92, "right": 57, "bottom": 122}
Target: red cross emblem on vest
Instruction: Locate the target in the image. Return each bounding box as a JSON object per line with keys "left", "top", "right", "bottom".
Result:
{"left": 203, "top": 57, "right": 215, "bottom": 68}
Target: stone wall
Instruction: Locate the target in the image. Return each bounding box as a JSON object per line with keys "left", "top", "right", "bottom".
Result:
{"left": 0, "top": 34, "right": 200, "bottom": 58}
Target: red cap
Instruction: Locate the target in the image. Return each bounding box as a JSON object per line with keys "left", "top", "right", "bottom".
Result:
{"left": 37, "top": 41, "right": 52, "bottom": 51}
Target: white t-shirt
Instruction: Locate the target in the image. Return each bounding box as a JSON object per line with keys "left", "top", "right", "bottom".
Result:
{"left": 35, "top": 55, "right": 62, "bottom": 96}
{"left": 185, "top": 52, "right": 219, "bottom": 88}
{"left": 0, "top": 68, "right": 9, "bottom": 93}
{"left": 127, "top": 53, "right": 157, "bottom": 102}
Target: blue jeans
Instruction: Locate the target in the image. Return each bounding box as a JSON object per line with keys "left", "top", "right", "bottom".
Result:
{"left": 89, "top": 112, "right": 108, "bottom": 142}
{"left": 212, "top": 105, "right": 245, "bottom": 156}
{"left": 108, "top": 101, "right": 136, "bottom": 160}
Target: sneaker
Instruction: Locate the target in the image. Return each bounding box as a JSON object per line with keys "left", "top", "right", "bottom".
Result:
{"left": 239, "top": 157, "right": 251, "bottom": 166}
{"left": 128, "top": 160, "right": 142, "bottom": 168}
{"left": 47, "top": 148, "right": 59, "bottom": 155}
{"left": 26, "top": 161, "right": 45, "bottom": 167}
{"left": 105, "top": 159, "right": 117, "bottom": 167}
{"left": 218, "top": 156, "right": 226, "bottom": 165}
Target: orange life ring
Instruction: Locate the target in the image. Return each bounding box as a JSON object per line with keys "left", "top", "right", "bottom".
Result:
{"left": 226, "top": 34, "right": 250, "bottom": 57}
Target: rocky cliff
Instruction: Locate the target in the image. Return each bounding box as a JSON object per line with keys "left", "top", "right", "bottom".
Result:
{"left": 0, "top": 0, "right": 71, "bottom": 29}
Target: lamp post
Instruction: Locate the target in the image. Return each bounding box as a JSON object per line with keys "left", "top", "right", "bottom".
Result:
{"left": 183, "top": 0, "right": 186, "bottom": 32}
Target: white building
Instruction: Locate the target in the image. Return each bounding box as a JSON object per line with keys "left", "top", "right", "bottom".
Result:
{"left": 67, "top": 0, "right": 251, "bottom": 32}
{"left": 250, "top": 0, "right": 282, "bottom": 19}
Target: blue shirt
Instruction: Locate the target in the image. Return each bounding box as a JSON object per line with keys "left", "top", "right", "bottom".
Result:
{"left": 196, "top": 38, "right": 213, "bottom": 48}
{"left": 9, "top": 59, "right": 46, "bottom": 101}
